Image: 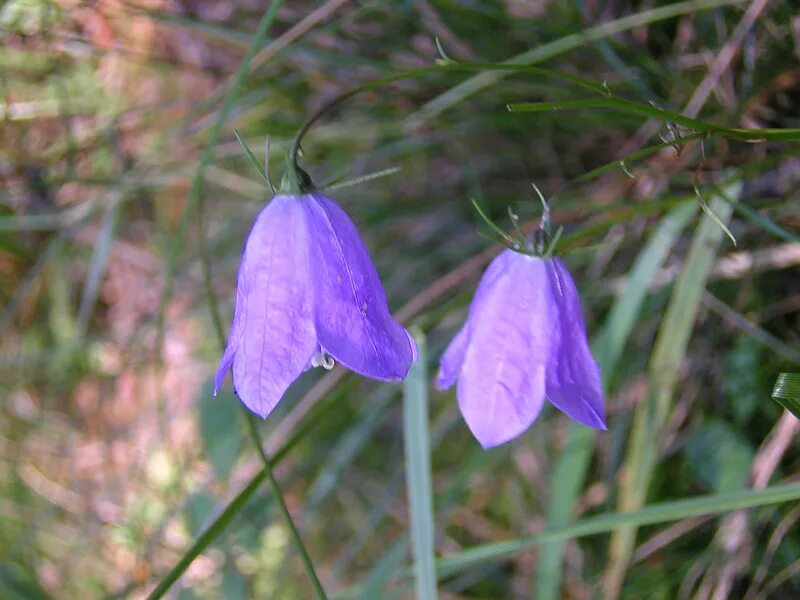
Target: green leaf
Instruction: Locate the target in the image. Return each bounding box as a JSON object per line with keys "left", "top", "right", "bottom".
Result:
{"left": 403, "top": 330, "right": 438, "bottom": 600}
{"left": 772, "top": 373, "right": 800, "bottom": 419}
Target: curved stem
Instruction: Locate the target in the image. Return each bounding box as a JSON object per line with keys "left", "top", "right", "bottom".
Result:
{"left": 287, "top": 61, "right": 609, "bottom": 180}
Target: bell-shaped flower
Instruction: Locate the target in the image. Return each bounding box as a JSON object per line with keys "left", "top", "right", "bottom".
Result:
{"left": 215, "top": 192, "right": 417, "bottom": 418}
{"left": 436, "top": 249, "right": 605, "bottom": 448}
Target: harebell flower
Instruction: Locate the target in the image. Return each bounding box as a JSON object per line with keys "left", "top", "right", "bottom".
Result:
{"left": 437, "top": 203, "right": 605, "bottom": 448}
{"left": 215, "top": 190, "right": 416, "bottom": 419}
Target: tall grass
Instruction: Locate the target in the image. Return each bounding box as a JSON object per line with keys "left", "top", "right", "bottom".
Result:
{"left": 2, "top": 1, "right": 799, "bottom": 598}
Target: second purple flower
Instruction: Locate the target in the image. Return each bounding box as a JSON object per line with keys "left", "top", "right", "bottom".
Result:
{"left": 437, "top": 249, "right": 605, "bottom": 448}
{"left": 215, "top": 193, "right": 417, "bottom": 418}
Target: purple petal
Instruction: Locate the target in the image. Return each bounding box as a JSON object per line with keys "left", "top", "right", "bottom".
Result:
{"left": 457, "top": 251, "right": 555, "bottom": 448}
{"left": 436, "top": 249, "right": 514, "bottom": 391}
{"left": 544, "top": 258, "right": 606, "bottom": 430}
{"left": 216, "top": 195, "right": 317, "bottom": 418}
{"left": 436, "top": 323, "right": 469, "bottom": 390}
{"left": 213, "top": 278, "right": 246, "bottom": 394}
{"left": 303, "top": 193, "right": 414, "bottom": 381}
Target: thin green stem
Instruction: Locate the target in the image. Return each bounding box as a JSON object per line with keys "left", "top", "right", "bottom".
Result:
{"left": 243, "top": 414, "right": 329, "bottom": 599}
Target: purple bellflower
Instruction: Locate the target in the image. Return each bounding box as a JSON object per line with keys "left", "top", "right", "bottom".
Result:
{"left": 214, "top": 192, "right": 417, "bottom": 418}
{"left": 436, "top": 249, "right": 605, "bottom": 448}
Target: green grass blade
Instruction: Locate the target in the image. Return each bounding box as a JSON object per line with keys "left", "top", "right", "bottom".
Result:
{"left": 595, "top": 201, "right": 700, "bottom": 374}
{"left": 403, "top": 330, "right": 438, "bottom": 600}
{"left": 534, "top": 200, "right": 698, "bottom": 599}
{"left": 604, "top": 180, "right": 742, "bottom": 597}
{"left": 412, "top": 0, "right": 746, "bottom": 123}
{"left": 306, "top": 389, "right": 395, "bottom": 515}
{"left": 772, "top": 373, "right": 800, "bottom": 419}
{"left": 438, "top": 482, "right": 800, "bottom": 578}
{"left": 77, "top": 201, "right": 121, "bottom": 336}
{"left": 507, "top": 97, "right": 800, "bottom": 142}
{"left": 731, "top": 202, "right": 800, "bottom": 244}
{"left": 563, "top": 133, "right": 706, "bottom": 192}
{"left": 340, "top": 482, "right": 800, "bottom": 597}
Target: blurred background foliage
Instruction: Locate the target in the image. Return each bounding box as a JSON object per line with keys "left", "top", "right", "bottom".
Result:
{"left": 1, "top": 0, "right": 800, "bottom": 598}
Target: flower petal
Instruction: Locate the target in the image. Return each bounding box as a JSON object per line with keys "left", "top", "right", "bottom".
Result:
{"left": 436, "top": 323, "right": 469, "bottom": 390}
{"left": 214, "top": 280, "right": 246, "bottom": 394}
{"left": 219, "top": 195, "right": 317, "bottom": 418}
{"left": 303, "top": 193, "right": 415, "bottom": 381}
{"left": 436, "top": 249, "right": 513, "bottom": 391}
{"left": 544, "top": 258, "right": 606, "bottom": 430}
{"left": 457, "top": 251, "right": 554, "bottom": 448}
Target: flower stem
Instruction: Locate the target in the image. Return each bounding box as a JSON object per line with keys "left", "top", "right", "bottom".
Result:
{"left": 287, "top": 61, "right": 609, "bottom": 180}
{"left": 243, "top": 413, "right": 329, "bottom": 600}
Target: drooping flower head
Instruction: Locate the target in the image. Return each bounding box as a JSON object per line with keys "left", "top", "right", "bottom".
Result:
{"left": 437, "top": 208, "right": 605, "bottom": 448}
{"left": 215, "top": 190, "right": 416, "bottom": 418}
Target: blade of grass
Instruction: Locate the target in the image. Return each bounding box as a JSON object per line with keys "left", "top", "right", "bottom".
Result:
{"left": 772, "top": 374, "right": 800, "bottom": 419}
{"left": 339, "top": 481, "right": 800, "bottom": 598}
{"left": 507, "top": 97, "right": 800, "bottom": 142}
{"left": 403, "top": 331, "right": 438, "bottom": 600}
{"left": 76, "top": 201, "right": 121, "bottom": 336}
{"left": 438, "top": 482, "right": 800, "bottom": 578}
{"left": 560, "top": 132, "right": 706, "bottom": 194}
{"left": 534, "top": 200, "right": 698, "bottom": 599}
{"left": 603, "top": 179, "right": 742, "bottom": 598}
{"left": 412, "top": 0, "right": 747, "bottom": 123}
{"left": 701, "top": 292, "right": 800, "bottom": 365}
